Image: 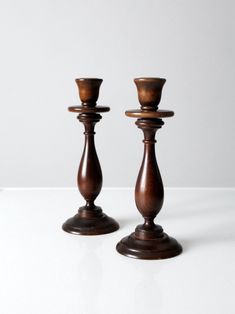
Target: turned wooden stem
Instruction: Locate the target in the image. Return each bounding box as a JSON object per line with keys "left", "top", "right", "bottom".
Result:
{"left": 135, "top": 119, "right": 164, "bottom": 222}
{"left": 134, "top": 118, "right": 164, "bottom": 239}
{"left": 78, "top": 113, "right": 102, "bottom": 209}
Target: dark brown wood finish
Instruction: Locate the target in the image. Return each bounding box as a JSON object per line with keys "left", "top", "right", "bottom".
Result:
{"left": 62, "top": 78, "right": 119, "bottom": 235}
{"left": 116, "top": 77, "right": 182, "bottom": 259}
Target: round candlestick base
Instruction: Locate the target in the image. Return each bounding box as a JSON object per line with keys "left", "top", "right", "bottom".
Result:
{"left": 62, "top": 206, "right": 119, "bottom": 236}
{"left": 116, "top": 231, "right": 182, "bottom": 260}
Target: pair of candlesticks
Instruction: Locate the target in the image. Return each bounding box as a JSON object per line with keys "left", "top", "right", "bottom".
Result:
{"left": 62, "top": 77, "right": 182, "bottom": 260}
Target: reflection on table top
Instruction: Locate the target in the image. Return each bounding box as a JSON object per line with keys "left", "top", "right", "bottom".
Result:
{"left": 0, "top": 188, "right": 234, "bottom": 314}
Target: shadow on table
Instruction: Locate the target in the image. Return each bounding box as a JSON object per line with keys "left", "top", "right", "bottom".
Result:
{"left": 158, "top": 191, "right": 235, "bottom": 255}
{"left": 163, "top": 190, "right": 235, "bottom": 219}
{"left": 179, "top": 221, "right": 235, "bottom": 252}
{"left": 116, "top": 215, "right": 138, "bottom": 228}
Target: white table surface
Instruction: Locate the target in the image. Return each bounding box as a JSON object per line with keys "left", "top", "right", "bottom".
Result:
{"left": 0, "top": 188, "right": 234, "bottom": 314}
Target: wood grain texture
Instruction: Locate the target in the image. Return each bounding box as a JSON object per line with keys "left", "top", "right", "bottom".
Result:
{"left": 125, "top": 109, "right": 174, "bottom": 118}
{"left": 116, "top": 77, "right": 182, "bottom": 259}
{"left": 62, "top": 78, "right": 119, "bottom": 235}
{"left": 68, "top": 106, "right": 110, "bottom": 113}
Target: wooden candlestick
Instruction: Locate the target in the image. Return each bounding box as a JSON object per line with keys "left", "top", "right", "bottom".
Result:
{"left": 62, "top": 78, "right": 119, "bottom": 235}
{"left": 116, "top": 77, "right": 182, "bottom": 259}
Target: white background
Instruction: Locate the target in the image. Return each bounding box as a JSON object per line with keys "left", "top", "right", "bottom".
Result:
{"left": 0, "top": 0, "right": 234, "bottom": 188}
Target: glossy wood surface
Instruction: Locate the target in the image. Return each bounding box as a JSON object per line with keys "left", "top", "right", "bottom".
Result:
{"left": 77, "top": 113, "right": 102, "bottom": 206}
{"left": 116, "top": 77, "right": 182, "bottom": 259}
{"left": 134, "top": 77, "right": 166, "bottom": 111}
{"left": 75, "top": 78, "right": 102, "bottom": 107}
{"left": 125, "top": 109, "right": 174, "bottom": 118}
{"left": 135, "top": 119, "right": 164, "bottom": 222}
{"left": 68, "top": 106, "right": 110, "bottom": 113}
{"left": 62, "top": 78, "right": 119, "bottom": 235}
